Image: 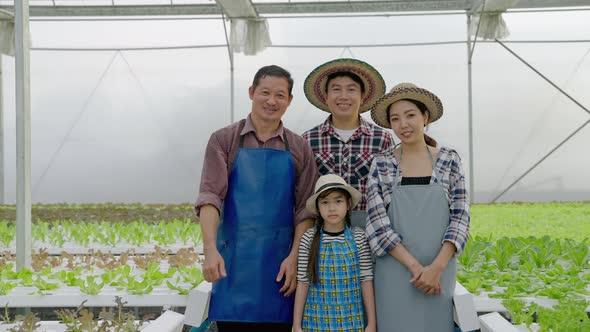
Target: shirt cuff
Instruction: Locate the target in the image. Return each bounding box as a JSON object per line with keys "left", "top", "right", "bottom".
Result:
{"left": 295, "top": 208, "right": 315, "bottom": 225}
{"left": 195, "top": 192, "right": 222, "bottom": 217}
{"left": 442, "top": 238, "right": 465, "bottom": 256}
{"left": 361, "top": 276, "right": 374, "bottom": 282}
{"left": 375, "top": 233, "right": 402, "bottom": 257}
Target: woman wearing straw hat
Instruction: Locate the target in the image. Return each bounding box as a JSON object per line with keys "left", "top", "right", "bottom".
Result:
{"left": 303, "top": 58, "right": 395, "bottom": 229}
{"left": 365, "top": 83, "right": 470, "bottom": 331}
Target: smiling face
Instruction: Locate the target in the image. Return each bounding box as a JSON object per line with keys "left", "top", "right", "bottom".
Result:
{"left": 317, "top": 189, "right": 350, "bottom": 232}
{"left": 249, "top": 75, "right": 293, "bottom": 126}
{"left": 388, "top": 99, "right": 430, "bottom": 144}
{"left": 325, "top": 76, "right": 363, "bottom": 120}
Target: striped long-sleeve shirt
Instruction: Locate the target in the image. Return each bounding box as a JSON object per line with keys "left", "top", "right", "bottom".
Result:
{"left": 365, "top": 147, "right": 470, "bottom": 257}
{"left": 298, "top": 227, "right": 373, "bottom": 283}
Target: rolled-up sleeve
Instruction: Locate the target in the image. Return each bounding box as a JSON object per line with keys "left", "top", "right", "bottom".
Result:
{"left": 195, "top": 132, "right": 228, "bottom": 217}
{"left": 294, "top": 141, "right": 318, "bottom": 224}
{"left": 365, "top": 156, "right": 402, "bottom": 257}
{"left": 443, "top": 152, "right": 470, "bottom": 255}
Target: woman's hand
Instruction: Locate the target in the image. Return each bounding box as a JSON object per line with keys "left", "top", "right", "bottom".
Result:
{"left": 293, "top": 326, "right": 304, "bottom": 332}
{"left": 411, "top": 264, "right": 443, "bottom": 296}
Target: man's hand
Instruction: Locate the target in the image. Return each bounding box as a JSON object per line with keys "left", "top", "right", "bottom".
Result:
{"left": 276, "top": 253, "right": 297, "bottom": 296}
{"left": 203, "top": 247, "right": 227, "bottom": 283}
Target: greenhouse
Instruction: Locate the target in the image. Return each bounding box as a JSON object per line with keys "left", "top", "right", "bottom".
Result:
{"left": 1, "top": 0, "right": 589, "bottom": 331}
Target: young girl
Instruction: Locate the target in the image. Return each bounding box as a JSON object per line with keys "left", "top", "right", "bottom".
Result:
{"left": 293, "top": 174, "right": 376, "bottom": 332}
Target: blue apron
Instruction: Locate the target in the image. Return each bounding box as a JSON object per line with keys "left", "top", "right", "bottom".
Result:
{"left": 208, "top": 120, "right": 296, "bottom": 323}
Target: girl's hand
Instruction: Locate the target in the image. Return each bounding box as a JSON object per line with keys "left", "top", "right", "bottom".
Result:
{"left": 293, "top": 326, "right": 304, "bottom": 332}
{"left": 411, "top": 264, "right": 443, "bottom": 296}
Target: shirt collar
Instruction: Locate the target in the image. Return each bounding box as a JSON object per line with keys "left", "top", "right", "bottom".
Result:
{"left": 319, "top": 115, "right": 371, "bottom": 136}
{"left": 241, "top": 114, "right": 286, "bottom": 141}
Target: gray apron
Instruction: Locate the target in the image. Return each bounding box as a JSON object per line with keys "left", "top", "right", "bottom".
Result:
{"left": 374, "top": 147, "right": 456, "bottom": 332}
{"left": 350, "top": 210, "right": 368, "bottom": 229}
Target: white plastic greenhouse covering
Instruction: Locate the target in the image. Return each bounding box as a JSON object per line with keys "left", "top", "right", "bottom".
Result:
{"left": 2, "top": 2, "right": 589, "bottom": 269}
{"left": 1, "top": 1, "right": 590, "bottom": 203}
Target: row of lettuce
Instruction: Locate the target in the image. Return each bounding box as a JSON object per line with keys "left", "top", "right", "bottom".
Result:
{"left": 1, "top": 202, "right": 589, "bottom": 330}
{"left": 0, "top": 262, "right": 203, "bottom": 296}
{"left": 0, "top": 220, "right": 202, "bottom": 248}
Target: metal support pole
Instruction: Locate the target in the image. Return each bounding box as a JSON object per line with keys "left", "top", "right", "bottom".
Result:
{"left": 466, "top": 14, "right": 475, "bottom": 202}
{"left": 15, "top": 0, "right": 32, "bottom": 270}
{"left": 0, "top": 57, "right": 4, "bottom": 204}
{"left": 221, "top": 12, "right": 235, "bottom": 124}
{"left": 230, "top": 57, "right": 234, "bottom": 124}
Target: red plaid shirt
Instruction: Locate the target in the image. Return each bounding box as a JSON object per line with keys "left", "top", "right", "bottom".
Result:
{"left": 303, "top": 116, "right": 395, "bottom": 211}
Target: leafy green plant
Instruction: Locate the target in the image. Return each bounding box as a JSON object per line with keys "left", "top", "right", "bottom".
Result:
{"left": 54, "top": 270, "right": 83, "bottom": 287}
{"left": 0, "top": 280, "right": 17, "bottom": 295}
{"left": 178, "top": 265, "right": 204, "bottom": 287}
{"left": 534, "top": 299, "right": 590, "bottom": 332}
{"left": 502, "top": 299, "right": 533, "bottom": 327}
{"left": 485, "top": 237, "right": 520, "bottom": 271}
{"left": 166, "top": 275, "right": 195, "bottom": 295}
{"left": 30, "top": 276, "right": 59, "bottom": 295}
{"left": 79, "top": 276, "right": 104, "bottom": 295}
{"left": 458, "top": 239, "right": 488, "bottom": 270}
{"left": 526, "top": 237, "right": 559, "bottom": 269}
{"left": 112, "top": 274, "right": 153, "bottom": 295}
{"left": 564, "top": 239, "right": 589, "bottom": 269}
{"left": 0, "top": 221, "right": 14, "bottom": 246}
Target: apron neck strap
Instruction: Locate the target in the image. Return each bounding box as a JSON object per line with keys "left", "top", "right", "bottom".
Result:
{"left": 238, "top": 119, "right": 290, "bottom": 151}
{"left": 394, "top": 144, "right": 437, "bottom": 184}
{"left": 238, "top": 119, "right": 247, "bottom": 148}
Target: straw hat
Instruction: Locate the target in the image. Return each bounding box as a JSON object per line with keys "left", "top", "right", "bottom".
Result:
{"left": 306, "top": 174, "right": 361, "bottom": 214}
{"left": 303, "top": 58, "right": 386, "bottom": 113}
{"left": 370, "top": 83, "right": 444, "bottom": 128}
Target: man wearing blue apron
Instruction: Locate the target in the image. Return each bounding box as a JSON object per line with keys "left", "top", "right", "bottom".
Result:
{"left": 303, "top": 58, "right": 395, "bottom": 229}
{"left": 195, "top": 65, "right": 317, "bottom": 331}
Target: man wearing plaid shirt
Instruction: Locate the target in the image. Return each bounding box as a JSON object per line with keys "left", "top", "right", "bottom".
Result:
{"left": 302, "top": 59, "right": 395, "bottom": 228}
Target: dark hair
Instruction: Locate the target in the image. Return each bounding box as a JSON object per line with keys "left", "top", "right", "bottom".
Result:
{"left": 324, "top": 71, "right": 365, "bottom": 95}
{"left": 386, "top": 98, "right": 438, "bottom": 147}
{"left": 252, "top": 65, "right": 294, "bottom": 96}
{"left": 307, "top": 188, "right": 352, "bottom": 286}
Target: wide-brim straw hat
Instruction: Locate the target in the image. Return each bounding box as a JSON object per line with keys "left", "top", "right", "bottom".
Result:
{"left": 304, "top": 58, "right": 386, "bottom": 113}
{"left": 306, "top": 174, "right": 361, "bottom": 214}
{"left": 370, "top": 83, "right": 444, "bottom": 128}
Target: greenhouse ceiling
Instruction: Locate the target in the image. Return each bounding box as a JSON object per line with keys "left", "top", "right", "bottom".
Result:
{"left": 0, "top": 0, "right": 589, "bottom": 17}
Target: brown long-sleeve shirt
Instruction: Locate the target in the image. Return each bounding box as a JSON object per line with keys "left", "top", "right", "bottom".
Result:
{"left": 195, "top": 115, "right": 318, "bottom": 224}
